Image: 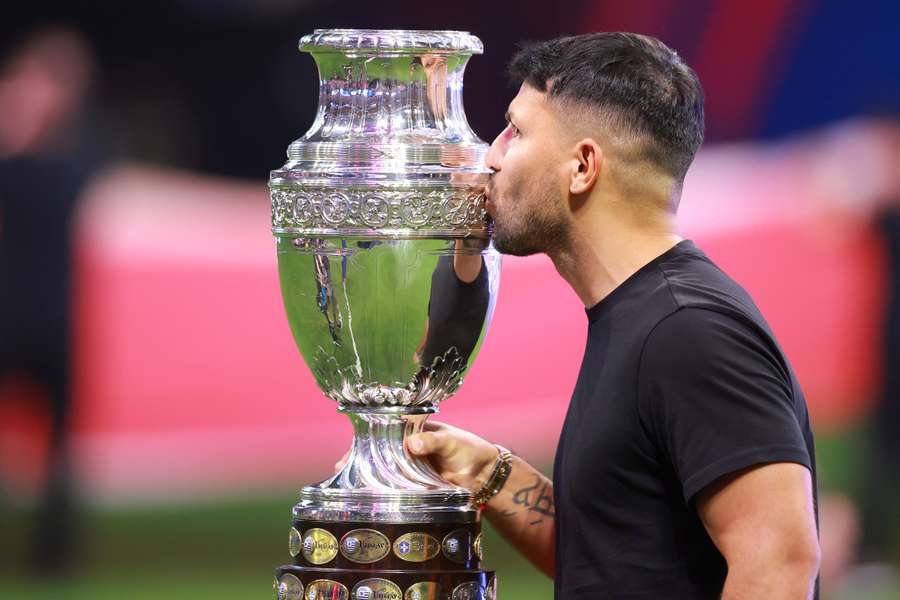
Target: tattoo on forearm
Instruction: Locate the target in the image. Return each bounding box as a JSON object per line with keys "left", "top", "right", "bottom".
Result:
{"left": 508, "top": 476, "right": 555, "bottom": 525}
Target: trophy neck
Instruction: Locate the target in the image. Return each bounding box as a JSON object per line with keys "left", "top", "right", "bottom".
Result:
{"left": 278, "top": 30, "right": 487, "bottom": 172}
{"left": 341, "top": 411, "right": 446, "bottom": 490}
{"left": 303, "top": 51, "right": 478, "bottom": 143}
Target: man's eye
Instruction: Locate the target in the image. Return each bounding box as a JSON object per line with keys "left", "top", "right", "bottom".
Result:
{"left": 509, "top": 124, "right": 520, "bottom": 137}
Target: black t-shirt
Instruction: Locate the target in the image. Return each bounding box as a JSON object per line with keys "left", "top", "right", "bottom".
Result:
{"left": 553, "top": 240, "right": 817, "bottom": 599}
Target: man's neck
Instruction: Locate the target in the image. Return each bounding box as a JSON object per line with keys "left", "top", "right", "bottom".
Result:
{"left": 549, "top": 215, "right": 682, "bottom": 309}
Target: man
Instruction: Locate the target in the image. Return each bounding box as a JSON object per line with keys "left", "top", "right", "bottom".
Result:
{"left": 0, "top": 26, "right": 100, "bottom": 574}
{"left": 405, "top": 33, "right": 821, "bottom": 598}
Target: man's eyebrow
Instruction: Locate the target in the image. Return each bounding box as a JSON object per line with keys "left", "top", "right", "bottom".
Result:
{"left": 505, "top": 110, "right": 518, "bottom": 126}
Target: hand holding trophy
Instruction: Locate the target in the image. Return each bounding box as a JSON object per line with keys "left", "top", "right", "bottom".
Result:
{"left": 269, "top": 30, "right": 501, "bottom": 600}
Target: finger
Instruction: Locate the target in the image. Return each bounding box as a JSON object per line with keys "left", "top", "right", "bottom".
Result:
{"left": 334, "top": 449, "right": 351, "bottom": 473}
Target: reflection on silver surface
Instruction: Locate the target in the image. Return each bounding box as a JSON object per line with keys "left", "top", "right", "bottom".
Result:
{"left": 270, "top": 30, "right": 498, "bottom": 521}
{"left": 279, "top": 237, "right": 499, "bottom": 408}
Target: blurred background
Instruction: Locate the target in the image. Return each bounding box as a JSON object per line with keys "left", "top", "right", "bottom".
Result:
{"left": 1, "top": 1, "right": 899, "bottom": 598}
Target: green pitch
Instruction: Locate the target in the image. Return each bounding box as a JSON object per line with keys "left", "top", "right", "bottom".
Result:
{"left": 0, "top": 493, "right": 552, "bottom": 600}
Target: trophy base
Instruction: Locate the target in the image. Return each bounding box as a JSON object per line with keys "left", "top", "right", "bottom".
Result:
{"left": 275, "top": 409, "right": 496, "bottom": 598}
{"left": 279, "top": 516, "right": 495, "bottom": 600}
{"left": 274, "top": 566, "right": 496, "bottom": 600}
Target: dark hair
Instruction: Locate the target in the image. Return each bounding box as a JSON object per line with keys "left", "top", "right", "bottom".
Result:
{"left": 509, "top": 32, "right": 705, "bottom": 181}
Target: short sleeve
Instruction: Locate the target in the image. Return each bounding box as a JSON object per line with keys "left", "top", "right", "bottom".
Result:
{"left": 637, "top": 307, "right": 811, "bottom": 503}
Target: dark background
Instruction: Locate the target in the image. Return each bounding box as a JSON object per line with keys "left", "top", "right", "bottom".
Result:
{"left": 4, "top": 0, "right": 898, "bottom": 178}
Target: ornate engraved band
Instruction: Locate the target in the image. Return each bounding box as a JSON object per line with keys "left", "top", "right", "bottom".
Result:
{"left": 270, "top": 188, "right": 488, "bottom": 237}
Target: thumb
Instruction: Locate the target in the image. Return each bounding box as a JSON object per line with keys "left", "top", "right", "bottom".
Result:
{"left": 407, "top": 431, "right": 451, "bottom": 457}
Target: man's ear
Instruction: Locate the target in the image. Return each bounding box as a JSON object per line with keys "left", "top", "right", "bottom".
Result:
{"left": 570, "top": 138, "right": 602, "bottom": 195}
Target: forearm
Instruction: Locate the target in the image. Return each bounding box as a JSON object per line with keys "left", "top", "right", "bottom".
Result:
{"left": 403, "top": 424, "right": 557, "bottom": 576}
{"left": 483, "top": 456, "right": 555, "bottom": 578}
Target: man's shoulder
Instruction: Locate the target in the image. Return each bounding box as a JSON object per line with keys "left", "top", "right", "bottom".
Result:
{"left": 636, "top": 245, "right": 787, "bottom": 373}
{"left": 587, "top": 242, "right": 779, "bottom": 367}
{"left": 636, "top": 303, "right": 794, "bottom": 405}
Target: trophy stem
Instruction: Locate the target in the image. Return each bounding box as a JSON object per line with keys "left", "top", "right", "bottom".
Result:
{"left": 292, "top": 405, "right": 478, "bottom": 523}
{"left": 337, "top": 408, "right": 455, "bottom": 492}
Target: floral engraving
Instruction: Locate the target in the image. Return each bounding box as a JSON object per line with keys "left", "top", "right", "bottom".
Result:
{"left": 443, "top": 194, "right": 469, "bottom": 226}
{"left": 400, "top": 194, "right": 434, "bottom": 226}
{"left": 292, "top": 193, "right": 315, "bottom": 226}
{"left": 321, "top": 193, "right": 350, "bottom": 225}
{"left": 360, "top": 196, "right": 390, "bottom": 227}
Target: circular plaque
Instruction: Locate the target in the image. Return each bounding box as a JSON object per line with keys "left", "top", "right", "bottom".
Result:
{"left": 442, "top": 530, "right": 472, "bottom": 564}
{"left": 340, "top": 528, "right": 391, "bottom": 564}
{"left": 301, "top": 528, "right": 339, "bottom": 565}
{"left": 307, "top": 579, "right": 349, "bottom": 600}
{"left": 393, "top": 532, "right": 440, "bottom": 563}
{"left": 289, "top": 527, "right": 302, "bottom": 557}
{"left": 276, "top": 573, "right": 304, "bottom": 600}
{"left": 473, "top": 532, "right": 483, "bottom": 561}
{"left": 400, "top": 195, "right": 434, "bottom": 227}
{"left": 405, "top": 581, "right": 441, "bottom": 600}
{"left": 352, "top": 578, "right": 402, "bottom": 600}
{"left": 451, "top": 582, "right": 485, "bottom": 600}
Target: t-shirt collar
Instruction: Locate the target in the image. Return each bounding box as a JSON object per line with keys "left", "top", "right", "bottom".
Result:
{"left": 585, "top": 239, "right": 700, "bottom": 323}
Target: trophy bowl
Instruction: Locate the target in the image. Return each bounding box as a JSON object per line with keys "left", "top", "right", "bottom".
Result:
{"left": 269, "top": 29, "right": 500, "bottom": 600}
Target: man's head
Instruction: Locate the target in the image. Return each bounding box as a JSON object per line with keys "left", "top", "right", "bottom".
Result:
{"left": 485, "top": 32, "right": 704, "bottom": 257}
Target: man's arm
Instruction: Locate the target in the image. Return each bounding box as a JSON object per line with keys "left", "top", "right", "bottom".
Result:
{"left": 482, "top": 456, "right": 556, "bottom": 577}
{"left": 406, "top": 422, "right": 555, "bottom": 577}
{"left": 696, "top": 462, "right": 820, "bottom": 600}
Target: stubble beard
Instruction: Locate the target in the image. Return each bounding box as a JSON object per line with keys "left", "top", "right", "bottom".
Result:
{"left": 490, "top": 177, "right": 570, "bottom": 257}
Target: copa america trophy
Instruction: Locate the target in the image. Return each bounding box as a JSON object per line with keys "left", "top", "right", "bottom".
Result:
{"left": 268, "top": 30, "right": 501, "bottom": 600}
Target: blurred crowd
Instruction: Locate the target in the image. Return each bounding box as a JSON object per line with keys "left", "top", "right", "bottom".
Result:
{"left": 1, "top": 1, "right": 900, "bottom": 598}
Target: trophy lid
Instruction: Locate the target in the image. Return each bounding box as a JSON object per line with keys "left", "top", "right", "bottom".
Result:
{"left": 299, "top": 29, "right": 483, "bottom": 56}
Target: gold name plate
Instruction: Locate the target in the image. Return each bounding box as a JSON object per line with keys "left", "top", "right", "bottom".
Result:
{"left": 340, "top": 529, "right": 392, "bottom": 564}
{"left": 405, "top": 581, "right": 441, "bottom": 600}
{"left": 353, "top": 577, "right": 402, "bottom": 600}
{"left": 301, "top": 528, "right": 339, "bottom": 565}
{"left": 393, "top": 532, "right": 441, "bottom": 563}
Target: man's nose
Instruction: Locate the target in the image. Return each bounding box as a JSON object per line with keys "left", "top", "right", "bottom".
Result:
{"left": 485, "top": 132, "right": 505, "bottom": 172}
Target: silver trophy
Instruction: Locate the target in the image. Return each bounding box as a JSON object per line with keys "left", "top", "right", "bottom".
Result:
{"left": 269, "top": 30, "right": 500, "bottom": 600}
